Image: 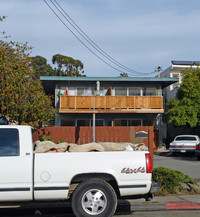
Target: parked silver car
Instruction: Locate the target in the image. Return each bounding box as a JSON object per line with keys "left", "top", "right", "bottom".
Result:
{"left": 169, "top": 135, "right": 200, "bottom": 156}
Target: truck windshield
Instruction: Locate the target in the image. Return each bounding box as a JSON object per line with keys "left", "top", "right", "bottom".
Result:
{"left": 175, "top": 136, "right": 197, "bottom": 141}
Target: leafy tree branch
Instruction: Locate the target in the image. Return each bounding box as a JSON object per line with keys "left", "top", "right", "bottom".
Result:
{"left": 167, "top": 67, "right": 200, "bottom": 127}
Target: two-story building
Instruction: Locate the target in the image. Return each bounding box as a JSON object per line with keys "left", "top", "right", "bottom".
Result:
{"left": 160, "top": 60, "right": 200, "bottom": 103}
{"left": 40, "top": 76, "right": 177, "bottom": 146}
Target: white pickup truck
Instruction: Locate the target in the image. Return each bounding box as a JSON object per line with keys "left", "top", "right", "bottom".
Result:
{"left": 0, "top": 125, "right": 159, "bottom": 217}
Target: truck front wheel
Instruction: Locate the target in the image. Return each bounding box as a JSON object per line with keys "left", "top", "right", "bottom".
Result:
{"left": 72, "top": 179, "right": 117, "bottom": 217}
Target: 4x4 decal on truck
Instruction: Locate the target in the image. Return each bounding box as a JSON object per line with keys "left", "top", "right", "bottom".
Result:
{"left": 121, "top": 167, "right": 145, "bottom": 174}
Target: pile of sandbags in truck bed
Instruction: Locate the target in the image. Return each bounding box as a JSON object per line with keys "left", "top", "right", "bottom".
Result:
{"left": 34, "top": 140, "right": 148, "bottom": 153}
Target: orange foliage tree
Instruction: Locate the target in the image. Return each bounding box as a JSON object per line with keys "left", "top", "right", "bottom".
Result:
{"left": 0, "top": 40, "right": 54, "bottom": 126}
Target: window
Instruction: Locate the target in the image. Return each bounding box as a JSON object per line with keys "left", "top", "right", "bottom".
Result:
{"left": 175, "top": 136, "right": 197, "bottom": 141}
{"left": 129, "top": 87, "right": 141, "bottom": 96}
{"left": 115, "top": 88, "right": 127, "bottom": 96}
{"left": 128, "top": 120, "right": 141, "bottom": 126}
{"left": 90, "top": 120, "right": 104, "bottom": 126}
{"left": 114, "top": 120, "right": 127, "bottom": 126}
{"left": 77, "top": 88, "right": 84, "bottom": 96}
{"left": 77, "top": 120, "right": 90, "bottom": 126}
{"left": 114, "top": 119, "right": 142, "bottom": 126}
{"left": 171, "top": 73, "right": 180, "bottom": 90}
{"left": 143, "top": 120, "right": 152, "bottom": 126}
{"left": 77, "top": 88, "right": 94, "bottom": 96}
{"left": 143, "top": 87, "right": 157, "bottom": 96}
{"left": 0, "top": 129, "right": 19, "bottom": 156}
{"left": 61, "top": 120, "right": 75, "bottom": 126}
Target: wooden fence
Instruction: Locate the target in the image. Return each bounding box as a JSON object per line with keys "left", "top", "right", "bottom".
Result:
{"left": 34, "top": 126, "right": 156, "bottom": 160}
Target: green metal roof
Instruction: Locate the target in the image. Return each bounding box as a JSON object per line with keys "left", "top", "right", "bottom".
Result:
{"left": 40, "top": 76, "right": 178, "bottom": 82}
{"left": 40, "top": 76, "right": 179, "bottom": 94}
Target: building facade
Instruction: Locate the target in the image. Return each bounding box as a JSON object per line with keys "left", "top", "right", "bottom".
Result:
{"left": 160, "top": 60, "right": 200, "bottom": 103}
{"left": 41, "top": 76, "right": 177, "bottom": 146}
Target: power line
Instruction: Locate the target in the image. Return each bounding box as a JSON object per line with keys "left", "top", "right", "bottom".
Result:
{"left": 44, "top": 0, "right": 156, "bottom": 76}
{"left": 43, "top": 0, "right": 128, "bottom": 75}
{"left": 53, "top": 0, "right": 154, "bottom": 76}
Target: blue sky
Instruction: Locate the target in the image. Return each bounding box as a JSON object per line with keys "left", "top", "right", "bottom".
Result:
{"left": 1, "top": 0, "right": 200, "bottom": 77}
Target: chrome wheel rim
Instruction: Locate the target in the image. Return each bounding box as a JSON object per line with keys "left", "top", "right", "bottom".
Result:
{"left": 81, "top": 189, "right": 107, "bottom": 215}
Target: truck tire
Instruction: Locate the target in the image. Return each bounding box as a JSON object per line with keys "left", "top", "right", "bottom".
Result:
{"left": 72, "top": 179, "right": 117, "bottom": 217}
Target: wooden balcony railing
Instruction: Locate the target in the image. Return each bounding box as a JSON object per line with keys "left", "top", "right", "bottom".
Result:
{"left": 59, "top": 96, "right": 164, "bottom": 113}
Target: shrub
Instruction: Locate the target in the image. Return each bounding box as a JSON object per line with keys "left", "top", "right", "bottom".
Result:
{"left": 40, "top": 136, "right": 54, "bottom": 143}
{"left": 40, "top": 137, "right": 65, "bottom": 144}
{"left": 152, "top": 166, "right": 197, "bottom": 196}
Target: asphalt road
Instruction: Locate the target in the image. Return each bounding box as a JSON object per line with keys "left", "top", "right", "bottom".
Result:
{"left": 153, "top": 152, "right": 200, "bottom": 180}
{"left": 1, "top": 206, "right": 200, "bottom": 217}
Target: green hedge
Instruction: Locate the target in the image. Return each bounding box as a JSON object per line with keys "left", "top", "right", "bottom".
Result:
{"left": 152, "top": 166, "right": 197, "bottom": 196}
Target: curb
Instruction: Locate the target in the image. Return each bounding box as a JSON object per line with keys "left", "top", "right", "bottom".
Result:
{"left": 121, "top": 201, "right": 200, "bottom": 212}
{"left": 153, "top": 151, "right": 170, "bottom": 156}
{"left": 119, "top": 201, "right": 200, "bottom": 211}
{"left": 118, "top": 197, "right": 200, "bottom": 211}
{"left": 167, "top": 202, "right": 200, "bottom": 210}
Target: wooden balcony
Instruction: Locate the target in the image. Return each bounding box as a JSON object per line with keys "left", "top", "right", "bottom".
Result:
{"left": 59, "top": 96, "right": 164, "bottom": 113}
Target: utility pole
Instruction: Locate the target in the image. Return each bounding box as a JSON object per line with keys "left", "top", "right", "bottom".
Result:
{"left": 92, "top": 98, "right": 95, "bottom": 143}
{"left": 154, "top": 66, "right": 163, "bottom": 147}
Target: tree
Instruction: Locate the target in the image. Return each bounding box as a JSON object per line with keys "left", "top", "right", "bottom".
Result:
{"left": 52, "top": 54, "right": 86, "bottom": 77}
{"left": 120, "top": 73, "right": 128, "bottom": 77}
{"left": 0, "top": 16, "right": 5, "bottom": 21}
{"left": 31, "top": 54, "right": 86, "bottom": 78}
{"left": 0, "top": 40, "right": 54, "bottom": 126}
{"left": 31, "top": 55, "right": 56, "bottom": 79}
{"left": 167, "top": 67, "right": 200, "bottom": 127}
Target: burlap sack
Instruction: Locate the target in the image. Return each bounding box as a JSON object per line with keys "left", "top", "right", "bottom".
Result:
{"left": 69, "top": 143, "right": 105, "bottom": 152}
{"left": 34, "top": 141, "right": 68, "bottom": 153}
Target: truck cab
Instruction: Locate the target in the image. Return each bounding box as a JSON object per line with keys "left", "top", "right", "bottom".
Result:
{"left": 0, "top": 126, "right": 33, "bottom": 201}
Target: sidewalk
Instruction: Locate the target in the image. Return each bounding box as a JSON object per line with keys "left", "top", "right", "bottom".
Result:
{"left": 119, "top": 194, "right": 200, "bottom": 211}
